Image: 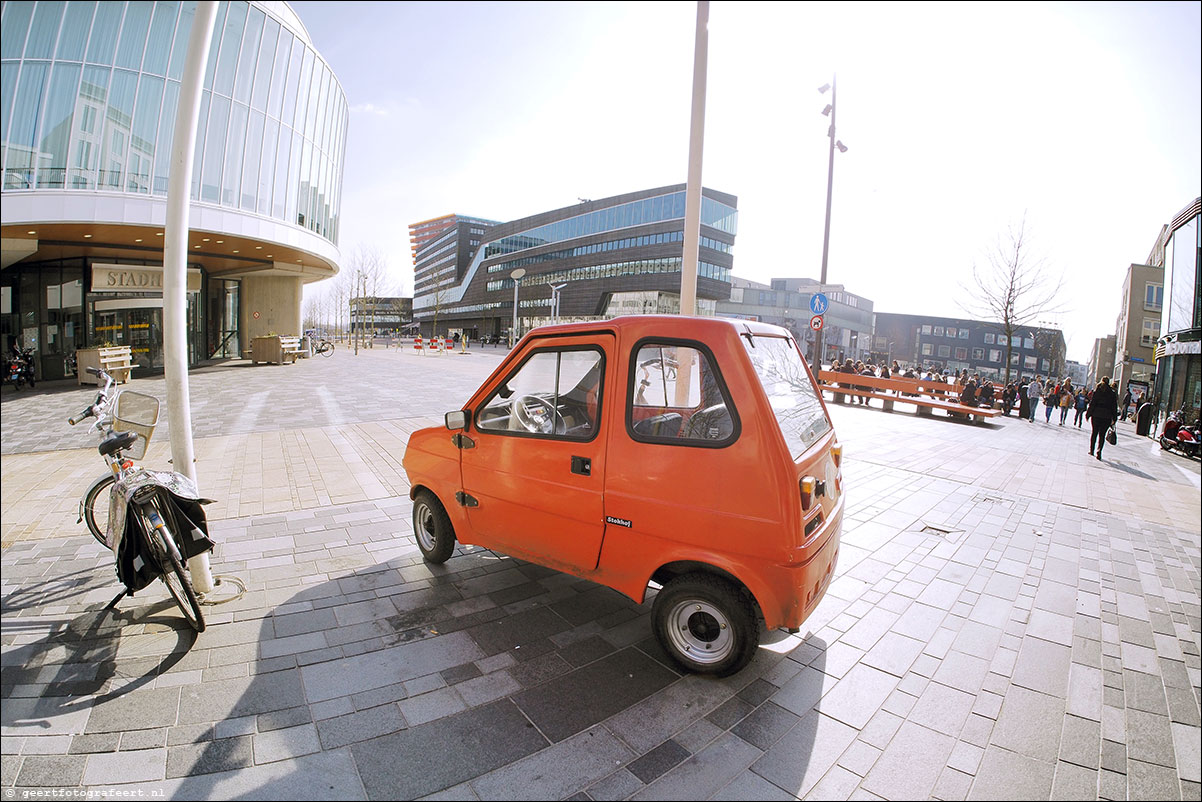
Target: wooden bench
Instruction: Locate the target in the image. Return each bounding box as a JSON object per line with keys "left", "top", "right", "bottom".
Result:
{"left": 76, "top": 346, "right": 133, "bottom": 385}
{"left": 279, "top": 336, "right": 304, "bottom": 364}
{"left": 817, "top": 370, "right": 1002, "bottom": 423}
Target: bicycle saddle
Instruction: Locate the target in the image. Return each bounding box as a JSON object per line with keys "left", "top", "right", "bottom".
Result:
{"left": 99, "top": 430, "right": 139, "bottom": 457}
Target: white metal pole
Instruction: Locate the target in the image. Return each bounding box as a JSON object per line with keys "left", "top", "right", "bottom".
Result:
{"left": 165, "top": 1, "right": 217, "bottom": 594}
{"left": 679, "top": 0, "right": 708, "bottom": 318}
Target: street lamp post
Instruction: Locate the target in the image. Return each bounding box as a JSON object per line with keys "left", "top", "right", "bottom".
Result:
{"left": 549, "top": 283, "right": 567, "bottom": 324}
{"left": 510, "top": 268, "right": 526, "bottom": 348}
{"left": 812, "top": 76, "right": 848, "bottom": 370}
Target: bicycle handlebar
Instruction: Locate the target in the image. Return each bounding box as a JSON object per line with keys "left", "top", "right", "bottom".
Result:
{"left": 69, "top": 405, "right": 94, "bottom": 426}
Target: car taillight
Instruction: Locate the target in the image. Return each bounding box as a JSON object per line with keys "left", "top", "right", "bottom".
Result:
{"left": 831, "top": 443, "right": 842, "bottom": 468}
{"left": 800, "top": 475, "right": 816, "bottom": 511}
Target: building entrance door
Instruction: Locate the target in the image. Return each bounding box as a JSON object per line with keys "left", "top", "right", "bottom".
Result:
{"left": 93, "top": 301, "right": 164, "bottom": 373}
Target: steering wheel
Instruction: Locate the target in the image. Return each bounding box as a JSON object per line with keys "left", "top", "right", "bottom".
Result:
{"left": 684, "top": 404, "right": 732, "bottom": 440}
{"left": 512, "top": 394, "right": 564, "bottom": 435}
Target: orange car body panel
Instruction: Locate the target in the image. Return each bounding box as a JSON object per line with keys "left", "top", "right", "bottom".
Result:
{"left": 402, "top": 315, "right": 842, "bottom": 632}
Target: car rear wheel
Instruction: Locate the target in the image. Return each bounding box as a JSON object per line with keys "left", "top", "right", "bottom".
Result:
{"left": 413, "top": 490, "right": 455, "bottom": 564}
{"left": 652, "top": 573, "right": 759, "bottom": 676}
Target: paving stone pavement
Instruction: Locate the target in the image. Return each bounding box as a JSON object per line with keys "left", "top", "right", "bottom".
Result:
{"left": 2, "top": 346, "right": 1199, "bottom": 800}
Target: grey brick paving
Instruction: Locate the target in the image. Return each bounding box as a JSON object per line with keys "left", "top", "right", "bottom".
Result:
{"left": 2, "top": 353, "right": 1200, "bottom": 799}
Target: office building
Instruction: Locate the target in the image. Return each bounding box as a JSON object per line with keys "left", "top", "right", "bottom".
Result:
{"left": 409, "top": 185, "right": 737, "bottom": 341}
{"left": 716, "top": 276, "right": 873, "bottom": 364}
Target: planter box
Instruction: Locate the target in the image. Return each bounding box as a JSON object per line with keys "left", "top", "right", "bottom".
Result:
{"left": 76, "top": 346, "right": 133, "bottom": 385}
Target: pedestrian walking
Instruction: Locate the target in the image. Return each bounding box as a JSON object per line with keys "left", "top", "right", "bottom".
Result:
{"left": 1073, "top": 388, "right": 1088, "bottom": 428}
{"left": 1087, "top": 377, "right": 1119, "bottom": 460}
{"left": 1058, "top": 380, "right": 1073, "bottom": 425}
{"left": 1027, "top": 376, "right": 1043, "bottom": 422}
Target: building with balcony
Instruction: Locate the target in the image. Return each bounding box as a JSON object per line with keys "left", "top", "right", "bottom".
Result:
{"left": 409, "top": 185, "right": 737, "bottom": 341}
{"left": 1151, "top": 197, "right": 1201, "bottom": 424}
{"left": 1111, "top": 263, "right": 1162, "bottom": 398}
{"left": 1088, "top": 335, "right": 1116, "bottom": 388}
{"left": 716, "top": 276, "right": 873, "bottom": 365}
{"left": 872, "top": 312, "right": 1066, "bottom": 382}
{"left": 1, "top": 0, "right": 347, "bottom": 379}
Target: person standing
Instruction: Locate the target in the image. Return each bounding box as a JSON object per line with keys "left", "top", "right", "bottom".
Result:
{"left": 1027, "top": 376, "right": 1043, "bottom": 422}
{"left": 1120, "top": 385, "right": 1133, "bottom": 421}
{"left": 1087, "top": 377, "right": 1119, "bottom": 460}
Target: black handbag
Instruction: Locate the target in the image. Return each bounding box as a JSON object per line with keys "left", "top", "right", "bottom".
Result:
{"left": 1106, "top": 426, "right": 1117, "bottom": 445}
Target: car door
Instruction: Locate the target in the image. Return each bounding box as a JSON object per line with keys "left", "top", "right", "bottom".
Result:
{"left": 460, "top": 334, "right": 613, "bottom": 574}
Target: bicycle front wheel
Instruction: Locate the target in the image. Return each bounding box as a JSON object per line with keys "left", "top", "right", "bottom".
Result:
{"left": 319, "top": 341, "right": 334, "bottom": 357}
{"left": 137, "top": 501, "right": 205, "bottom": 632}
{"left": 82, "top": 473, "right": 116, "bottom": 546}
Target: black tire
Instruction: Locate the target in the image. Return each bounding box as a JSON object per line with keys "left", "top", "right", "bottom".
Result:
{"left": 82, "top": 473, "right": 116, "bottom": 546}
{"left": 317, "top": 341, "right": 334, "bottom": 357}
{"left": 412, "top": 490, "right": 455, "bottom": 563}
{"left": 138, "top": 502, "right": 205, "bottom": 632}
{"left": 652, "top": 573, "right": 759, "bottom": 677}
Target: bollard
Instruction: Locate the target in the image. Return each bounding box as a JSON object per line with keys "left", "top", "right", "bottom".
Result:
{"left": 413, "top": 336, "right": 424, "bottom": 356}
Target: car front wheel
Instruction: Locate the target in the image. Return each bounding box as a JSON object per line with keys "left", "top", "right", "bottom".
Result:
{"left": 652, "top": 573, "right": 759, "bottom": 676}
{"left": 412, "top": 490, "right": 455, "bottom": 563}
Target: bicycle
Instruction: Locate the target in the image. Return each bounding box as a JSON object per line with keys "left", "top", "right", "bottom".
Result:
{"left": 70, "top": 367, "right": 210, "bottom": 631}
{"left": 312, "top": 338, "right": 334, "bottom": 357}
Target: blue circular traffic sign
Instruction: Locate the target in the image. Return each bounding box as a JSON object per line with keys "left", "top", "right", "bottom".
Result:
{"left": 810, "top": 293, "right": 829, "bottom": 315}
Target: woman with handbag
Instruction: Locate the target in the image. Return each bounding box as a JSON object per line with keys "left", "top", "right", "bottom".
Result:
{"left": 1087, "top": 376, "right": 1119, "bottom": 460}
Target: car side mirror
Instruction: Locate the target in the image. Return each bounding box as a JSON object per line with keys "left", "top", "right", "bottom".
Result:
{"left": 445, "top": 409, "right": 470, "bottom": 431}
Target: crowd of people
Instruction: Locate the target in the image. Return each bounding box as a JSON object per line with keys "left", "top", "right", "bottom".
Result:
{"left": 828, "top": 358, "right": 1126, "bottom": 460}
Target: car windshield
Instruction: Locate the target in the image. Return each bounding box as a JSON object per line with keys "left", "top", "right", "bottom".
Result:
{"left": 742, "top": 334, "right": 831, "bottom": 459}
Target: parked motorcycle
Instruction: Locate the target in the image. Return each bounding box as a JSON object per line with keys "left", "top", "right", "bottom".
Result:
{"left": 1159, "top": 411, "right": 1200, "bottom": 459}
{"left": 7, "top": 346, "right": 35, "bottom": 390}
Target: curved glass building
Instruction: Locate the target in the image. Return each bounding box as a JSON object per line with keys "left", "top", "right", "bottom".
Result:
{"left": 1, "top": 0, "right": 346, "bottom": 378}
{"left": 410, "top": 185, "right": 738, "bottom": 342}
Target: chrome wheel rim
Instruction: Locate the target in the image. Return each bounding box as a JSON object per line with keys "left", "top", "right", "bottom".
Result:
{"left": 666, "top": 599, "right": 734, "bottom": 665}
{"left": 415, "top": 503, "right": 437, "bottom": 551}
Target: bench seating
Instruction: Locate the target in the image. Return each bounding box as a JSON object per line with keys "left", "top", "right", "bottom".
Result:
{"left": 279, "top": 336, "right": 304, "bottom": 364}
{"left": 817, "top": 370, "right": 1002, "bottom": 423}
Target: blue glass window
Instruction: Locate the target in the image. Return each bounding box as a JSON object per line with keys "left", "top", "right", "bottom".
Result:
{"left": 213, "top": 0, "right": 246, "bottom": 96}
{"left": 57, "top": 2, "right": 96, "bottom": 61}
{"left": 232, "top": 4, "right": 263, "bottom": 105}
{"left": 167, "top": 0, "right": 195, "bottom": 80}
{"left": 142, "top": 1, "right": 179, "bottom": 76}
{"left": 36, "top": 63, "right": 81, "bottom": 187}
{"left": 114, "top": 1, "right": 151, "bottom": 70}
{"left": 25, "top": 0, "right": 64, "bottom": 60}
{"left": 2, "top": 2, "right": 34, "bottom": 60}
{"left": 250, "top": 16, "right": 278, "bottom": 112}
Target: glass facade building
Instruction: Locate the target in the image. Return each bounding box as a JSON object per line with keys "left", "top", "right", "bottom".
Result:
{"left": 1, "top": 0, "right": 346, "bottom": 379}
{"left": 411, "top": 185, "right": 738, "bottom": 342}
{"left": 1153, "top": 197, "right": 1201, "bottom": 425}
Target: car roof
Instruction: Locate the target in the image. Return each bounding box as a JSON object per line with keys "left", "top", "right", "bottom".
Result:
{"left": 525, "top": 315, "right": 791, "bottom": 341}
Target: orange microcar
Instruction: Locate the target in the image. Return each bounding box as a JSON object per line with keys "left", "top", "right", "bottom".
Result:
{"left": 402, "top": 316, "right": 843, "bottom": 675}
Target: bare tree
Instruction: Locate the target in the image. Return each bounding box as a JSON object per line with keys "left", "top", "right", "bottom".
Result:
{"left": 961, "top": 216, "right": 1065, "bottom": 385}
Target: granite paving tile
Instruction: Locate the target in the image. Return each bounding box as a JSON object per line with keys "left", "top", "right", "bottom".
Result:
{"left": 513, "top": 648, "right": 677, "bottom": 744}
{"left": 13, "top": 754, "right": 86, "bottom": 787}
{"left": 315, "top": 703, "right": 407, "bottom": 750}
{"left": 1125, "top": 707, "right": 1177, "bottom": 768}
{"left": 752, "top": 710, "right": 858, "bottom": 798}
{"left": 351, "top": 699, "right": 548, "bottom": 800}
{"left": 1010, "top": 636, "right": 1072, "bottom": 698}
{"left": 908, "top": 680, "right": 977, "bottom": 737}
{"left": 626, "top": 739, "right": 691, "bottom": 784}
{"left": 165, "top": 735, "right": 254, "bottom": 779}
{"left": 860, "top": 720, "right": 956, "bottom": 800}
{"left": 730, "top": 702, "right": 799, "bottom": 751}
{"left": 817, "top": 663, "right": 900, "bottom": 730}
{"left": 968, "top": 744, "right": 1056, "bottom": 800}
{"left": 1051, "top": 760, "right": 1100, "bottom": 800}
{"left": 633, "top": 732, "right": 762, "bottom": 801}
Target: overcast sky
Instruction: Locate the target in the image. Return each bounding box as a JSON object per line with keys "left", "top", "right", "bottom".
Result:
{"left": 290, "top": 0, "right": 1201, "bottom": 363}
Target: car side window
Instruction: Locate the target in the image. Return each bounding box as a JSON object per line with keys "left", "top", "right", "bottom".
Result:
{"left": 629, "top": 342, "right": 738, "bottom": 445}
{"left": 475, "top": 347, "right": 604, "bottom": 439}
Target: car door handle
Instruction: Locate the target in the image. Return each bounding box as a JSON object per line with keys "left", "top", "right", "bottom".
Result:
{"left": 571, "top": 456, "right": 591, "bottom": 476}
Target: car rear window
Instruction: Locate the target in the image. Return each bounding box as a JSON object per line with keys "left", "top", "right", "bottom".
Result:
{"left": 742, "top": 334, "right": 831, "bottom": 459}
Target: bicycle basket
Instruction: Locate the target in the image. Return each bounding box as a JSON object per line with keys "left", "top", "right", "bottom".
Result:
{"left": 113, "top": 391, "right": 160, "bottom": 460}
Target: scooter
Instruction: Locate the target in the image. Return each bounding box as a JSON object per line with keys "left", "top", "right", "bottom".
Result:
{"left": 1159, "top": 411, "right": 1200, "bottom": 458}
{"left": 7, "top": 347, "right": 35, "bottom": 390}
